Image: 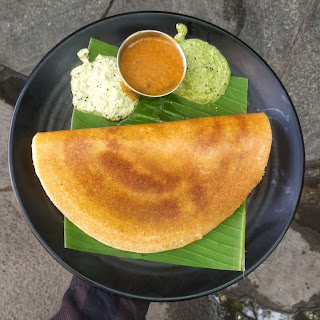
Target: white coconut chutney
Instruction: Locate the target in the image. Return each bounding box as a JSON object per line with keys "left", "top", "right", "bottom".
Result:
{"left": 70, "top": 49, "right": 139, "bottom": 121}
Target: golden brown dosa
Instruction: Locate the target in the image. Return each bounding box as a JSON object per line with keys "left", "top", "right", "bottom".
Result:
{"left": 32, "top": 113, "right": 272, "bottom": 253}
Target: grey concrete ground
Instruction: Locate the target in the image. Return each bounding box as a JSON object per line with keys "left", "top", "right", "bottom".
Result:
{"left": 0, "top": 0, "right": 319, "bottom": 319}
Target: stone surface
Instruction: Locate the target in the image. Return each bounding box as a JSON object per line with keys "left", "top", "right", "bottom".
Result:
{"left": 0, "top": 65, "right": 27, "bottom": 106}
{"left": 0, "top": 0, "right": 110, "bottom": 75}
{"left": 147, "top": 297, "right": 216, "bottom": 320}
{"left": 0, "top": 100, "right": 72, "bottom": 319}
{"left": 108, "top": 0, "right": 238, "bottom": 35}
{"left": 294, "top": 160, "right": 320, "bottom": 234}
{"left": 238, "top": 0, "right": 312, "bottom": 76}
{"left": 0, "top": 101, "right": 12, "bottom": 189}
{"left": 281, "top": 0, "right": 320, "bottom": 161}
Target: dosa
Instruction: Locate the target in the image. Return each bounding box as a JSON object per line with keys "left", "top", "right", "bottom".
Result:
{"left": 32, "top": 113, "right": 272, "bottom": 253}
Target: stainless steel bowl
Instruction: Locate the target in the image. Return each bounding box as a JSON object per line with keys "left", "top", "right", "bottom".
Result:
{"left": 117, "top": 30, "right": 187, "bottom": 98}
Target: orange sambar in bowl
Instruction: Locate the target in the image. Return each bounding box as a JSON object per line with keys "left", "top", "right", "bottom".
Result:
{"left": 118, "top": 32, "right": 186, "bottom": 97}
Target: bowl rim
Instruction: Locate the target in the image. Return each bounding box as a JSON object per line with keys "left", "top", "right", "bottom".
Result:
{"left": 117, "top": 29, "right": 187, "bottom": 97}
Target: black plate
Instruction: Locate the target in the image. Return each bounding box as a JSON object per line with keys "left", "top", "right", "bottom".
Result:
{"left": 8, "top": 12, "right": 304, "bottom": 301}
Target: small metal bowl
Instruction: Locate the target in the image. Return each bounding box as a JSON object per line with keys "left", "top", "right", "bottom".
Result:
{"left": 117, "top": 30, "right": 187, "bottom": 98}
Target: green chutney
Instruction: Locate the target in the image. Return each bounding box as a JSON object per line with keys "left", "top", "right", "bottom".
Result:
{"left": 174, "top": 23, "right": 231, "bottom": 104}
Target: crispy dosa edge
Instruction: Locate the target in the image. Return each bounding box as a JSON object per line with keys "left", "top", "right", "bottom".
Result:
{"left": 32, "top": 113, "right": 272, "bottom": 253}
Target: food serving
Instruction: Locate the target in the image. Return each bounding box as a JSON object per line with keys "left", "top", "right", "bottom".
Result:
{"left": 70, "top": 48, "right": 139, "bottom": 121}
{"left": 70, "top": 24, "right": 231, "bottom": 122}
{"left": 118, "top": 30, "right": 186, "bottom": 97}
{"left": 174, "top": 24, "right": 231, "bottom": 104}
{"left": 31, "top": 23, "right": 272, "bottom": 268}
{"left": 32, "top": 113, "right": 271, "bottom": 253}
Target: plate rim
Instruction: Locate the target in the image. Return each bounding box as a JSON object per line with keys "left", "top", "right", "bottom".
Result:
{"left": 8, "top": 11, "right": 305, "bottom": 301}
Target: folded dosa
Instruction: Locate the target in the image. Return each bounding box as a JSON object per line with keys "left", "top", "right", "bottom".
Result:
{"left": 32, "top": 113, "right": 272, "bottom": 253}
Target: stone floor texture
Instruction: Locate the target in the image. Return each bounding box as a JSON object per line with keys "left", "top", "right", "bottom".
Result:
{"left": 0, "top": 0, "right": 319, "bottom": 319}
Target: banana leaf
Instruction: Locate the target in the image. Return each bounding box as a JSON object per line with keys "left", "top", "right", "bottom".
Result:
{"left": 65, "top": 38, "right": 248, "bottom": 271}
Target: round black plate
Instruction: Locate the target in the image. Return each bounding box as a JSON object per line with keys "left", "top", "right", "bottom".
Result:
{"left": 8, "top": 12, "right": 304, "bottom": 301}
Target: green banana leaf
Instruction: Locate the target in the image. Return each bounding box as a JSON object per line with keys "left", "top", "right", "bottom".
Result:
{"left": 65, "top": 38, "right": 248, "bottom": 271}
